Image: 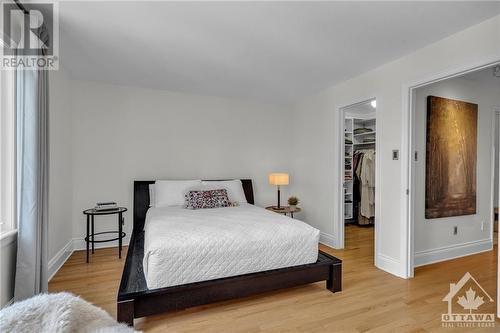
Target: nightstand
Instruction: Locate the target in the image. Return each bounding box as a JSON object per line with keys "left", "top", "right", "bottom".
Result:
{"left": 82, "top": 207, "right": 127, "bottom": 263}
{"left": 266, "top": 206, "right": 302, "bottom": 218}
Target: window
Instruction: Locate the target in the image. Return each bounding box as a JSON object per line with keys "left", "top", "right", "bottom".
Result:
{"left": 0, "top": 39, "right": 16, "bottom": 237}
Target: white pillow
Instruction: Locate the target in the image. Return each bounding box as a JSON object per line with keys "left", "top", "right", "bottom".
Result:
{"left": 149, "top": 184, "right": 155, "bottom": 207}
{"left": 201, "top": 180, "right": 247, "bottom": 203}
{"left": 154, "top": 180, "right": 202, "bottom": 207}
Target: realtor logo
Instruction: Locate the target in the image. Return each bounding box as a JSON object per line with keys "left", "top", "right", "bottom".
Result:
{"left": 441, "top": 272, "right": 495, "bottom": 328}
{"left": 1, "top": 1, "right": 59, "bottom": 69}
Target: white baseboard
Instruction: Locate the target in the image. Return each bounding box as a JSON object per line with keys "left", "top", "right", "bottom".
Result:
{"left": 414, "top": 239, "right": 493, "bottom": 267}
{"left": 48, "top": 240, "right": 74, "bottom": 281}
{"left": 319, "top": 232, "right": 406, "bottom": 278}
{"left": 319, "top": 231, "right": 336, "bottom": 248}
{"left": 48, "top": 234, "right": 131, "bottom": 281}
{"left": 376, "top": 253, "right": 405, "bottom": 278}
{"left": 2, "top": 298, "right": 14, "bottom": 309}
{"left": 72, "top": 235, "right": 131, "bottom": 251}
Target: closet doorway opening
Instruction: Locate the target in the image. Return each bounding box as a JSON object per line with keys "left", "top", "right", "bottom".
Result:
{"left": 340, "top": 98, "right": 378, "bottom": 261}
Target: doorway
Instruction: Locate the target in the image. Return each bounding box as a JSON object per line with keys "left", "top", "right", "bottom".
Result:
{"left": 408, "top": 65, "right": 500, "bottom": 273}
{"left": 494, "top": 108, "right": 499, "bottom": 246}
{"left": 340, "top": 99, "right": 377, "bottom": 258}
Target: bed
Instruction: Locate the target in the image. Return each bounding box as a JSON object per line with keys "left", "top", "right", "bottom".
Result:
{"left": 117, "top": 180, "right": 342, "bottom": 326}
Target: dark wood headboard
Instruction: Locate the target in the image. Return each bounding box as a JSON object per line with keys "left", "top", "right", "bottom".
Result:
{"left": 133, "top": 179, "right": 254, "bottom": 232}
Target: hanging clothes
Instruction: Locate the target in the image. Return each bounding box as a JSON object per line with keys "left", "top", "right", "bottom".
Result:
{"left": 352, "top": 152, "right": 363, "bottom": 222}
{"left": 359, "top": 150, "right": 375, "bottom": 219}
{"left": 353, "top": 149, "right": 375, "bottom": 225}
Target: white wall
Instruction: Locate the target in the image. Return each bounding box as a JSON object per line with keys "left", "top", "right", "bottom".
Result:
{"left": 413, "top": 76, "right": 500, "bottom": 266}
{"left": 69, "top": 81, "right": 293, "bottom": 243}
{"left": 42, "top": 14, "right": 500, "bottom": 281}
{"left": 0, "top": 235, "right": 16, "bottom": 307}
{"left": 495, "top": 111, "right": 499, "bottom": 205}
{"left": 47, "top": 68, "right": 74, "bottom": 278}
{"left": 290, "top": 15, "right": 500, "bottom": 277}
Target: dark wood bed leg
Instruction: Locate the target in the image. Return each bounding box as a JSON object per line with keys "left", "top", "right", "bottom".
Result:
{"left": 117, "top": 299, "right": 135, "bottom": 326}
{"left": 327, "top": 263, "right": 342, "bottom": 293}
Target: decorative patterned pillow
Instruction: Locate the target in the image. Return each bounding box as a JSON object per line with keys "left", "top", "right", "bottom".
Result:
{"left": 185, "top": 189, "right": 231, "bottom": 209}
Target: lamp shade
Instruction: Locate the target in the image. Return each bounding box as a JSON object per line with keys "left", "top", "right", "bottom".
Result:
{"left": 269, "top": 173, "right": 289, "bottom": 186}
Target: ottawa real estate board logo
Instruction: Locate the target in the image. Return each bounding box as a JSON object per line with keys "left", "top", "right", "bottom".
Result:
{"left": 442, "top": 272, "right": 495, "bottom": 328}
{"left": 1, "top": 1, "right": 59, "bottom": 70}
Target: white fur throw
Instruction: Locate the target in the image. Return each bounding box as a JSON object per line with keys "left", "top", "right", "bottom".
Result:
{"left": 0, "top": 292, "right": 139, "bottom": 333}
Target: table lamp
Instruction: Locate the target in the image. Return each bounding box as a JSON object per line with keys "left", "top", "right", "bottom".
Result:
{"left": 269, "top": 173, "right": 289, "bottom": 209}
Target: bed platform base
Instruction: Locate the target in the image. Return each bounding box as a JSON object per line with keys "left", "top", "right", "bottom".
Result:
{"left": 117, "top": 180, "right": 342, "bottom": 327}
{"left": 117, "top": 232, "right": 341, "bottom": 326}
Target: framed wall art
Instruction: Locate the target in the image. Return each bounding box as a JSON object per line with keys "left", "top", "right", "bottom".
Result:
{"left": 425, "top": 96, "right": 477, "bottom": 219}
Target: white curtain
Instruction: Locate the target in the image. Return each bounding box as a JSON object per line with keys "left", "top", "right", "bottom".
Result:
{"left": 14, "top": 66, "right": 50, "bottom": 301}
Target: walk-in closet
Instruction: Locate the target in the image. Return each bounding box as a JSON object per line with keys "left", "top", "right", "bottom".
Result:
{"left": 343, "top": 99, "right": 377, "bottom": 250}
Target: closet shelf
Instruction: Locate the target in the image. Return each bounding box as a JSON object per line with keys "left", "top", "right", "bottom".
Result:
{"left": 353, "top": 142, "right": 375, "bottom": 145}
{"left": 354, "top": 118, "right": 376, "bottom": 124}
{"left": 353, "top": 131, "right": 375, "bottom": 137}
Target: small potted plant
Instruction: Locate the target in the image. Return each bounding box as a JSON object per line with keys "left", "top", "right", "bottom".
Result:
{"left": 288, "top": 196, "right": 299, "bottom": 209}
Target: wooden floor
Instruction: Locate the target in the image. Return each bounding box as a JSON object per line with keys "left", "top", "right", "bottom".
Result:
{"left": 49, "top": 225, "right": 499, "bottom": 332}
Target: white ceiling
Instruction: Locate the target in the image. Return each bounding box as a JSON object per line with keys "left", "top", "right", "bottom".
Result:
{"left": 58, "top": 1, "right": 500, "bottom": 105}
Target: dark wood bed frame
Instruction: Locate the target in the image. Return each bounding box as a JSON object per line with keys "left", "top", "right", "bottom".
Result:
{"left": 117, "top": 180, "right": 342, "bottom": 326}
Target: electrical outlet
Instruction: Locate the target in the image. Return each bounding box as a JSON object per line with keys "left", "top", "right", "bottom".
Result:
{"left": 392, "top": 150, "right": 399, "bottom": 160}
{"left": 453, "top": 226, "right": 458, "bottom": 235}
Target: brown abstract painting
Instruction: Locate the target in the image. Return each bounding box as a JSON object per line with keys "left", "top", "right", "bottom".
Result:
{"left": 425, "top": 96, "right": 477, "bottom": 219}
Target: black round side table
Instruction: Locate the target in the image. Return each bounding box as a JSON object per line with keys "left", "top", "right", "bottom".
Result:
{"left": 82, "top": 207, "right": 127, "bottom": 263}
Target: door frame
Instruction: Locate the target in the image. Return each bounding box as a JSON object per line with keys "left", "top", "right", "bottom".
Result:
{"left": 401, "top": 58, "right": 500, "bottom": 279}
{"left": 335, "top": 97, "right": 381, "bottom": 267}
{"left": 490, "top": 107, "right": 499, "bottom": 250}
{"left": 495, "top": 106, "right": 500, "bottom": 319}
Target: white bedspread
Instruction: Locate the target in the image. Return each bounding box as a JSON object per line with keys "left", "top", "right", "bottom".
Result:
{"left": 143, "top": 204, "right": 319, "bottom": 289}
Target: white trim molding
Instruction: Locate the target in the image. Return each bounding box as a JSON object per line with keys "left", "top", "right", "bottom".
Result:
{"left": 0, "top": 229, "right": 17, "bottom": 244}
{"left": 48, "top": 240, "right": 74, "bottom": 281}
{"left": 319, "top": 231, "right": 336, "bottom": 249}
{"left": 376, "top": 254, "right": 405, "bottom": 278}
{"left": 495, "top": 106, "right": 500, "bottom": 319}
{"left": 490, "top": 107, "right": 499, "bottom": 253}
{"left": 0, "top": 230, "right": 16, "bottom": 307}
{"left": 414, "top": 239, "right": 493, "bottom": 267}
{"left": 48, "top": 234, "right": 131, "bottom": 281}
{"left": 0, "top": 66, "right": 17, "bottom": 237}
